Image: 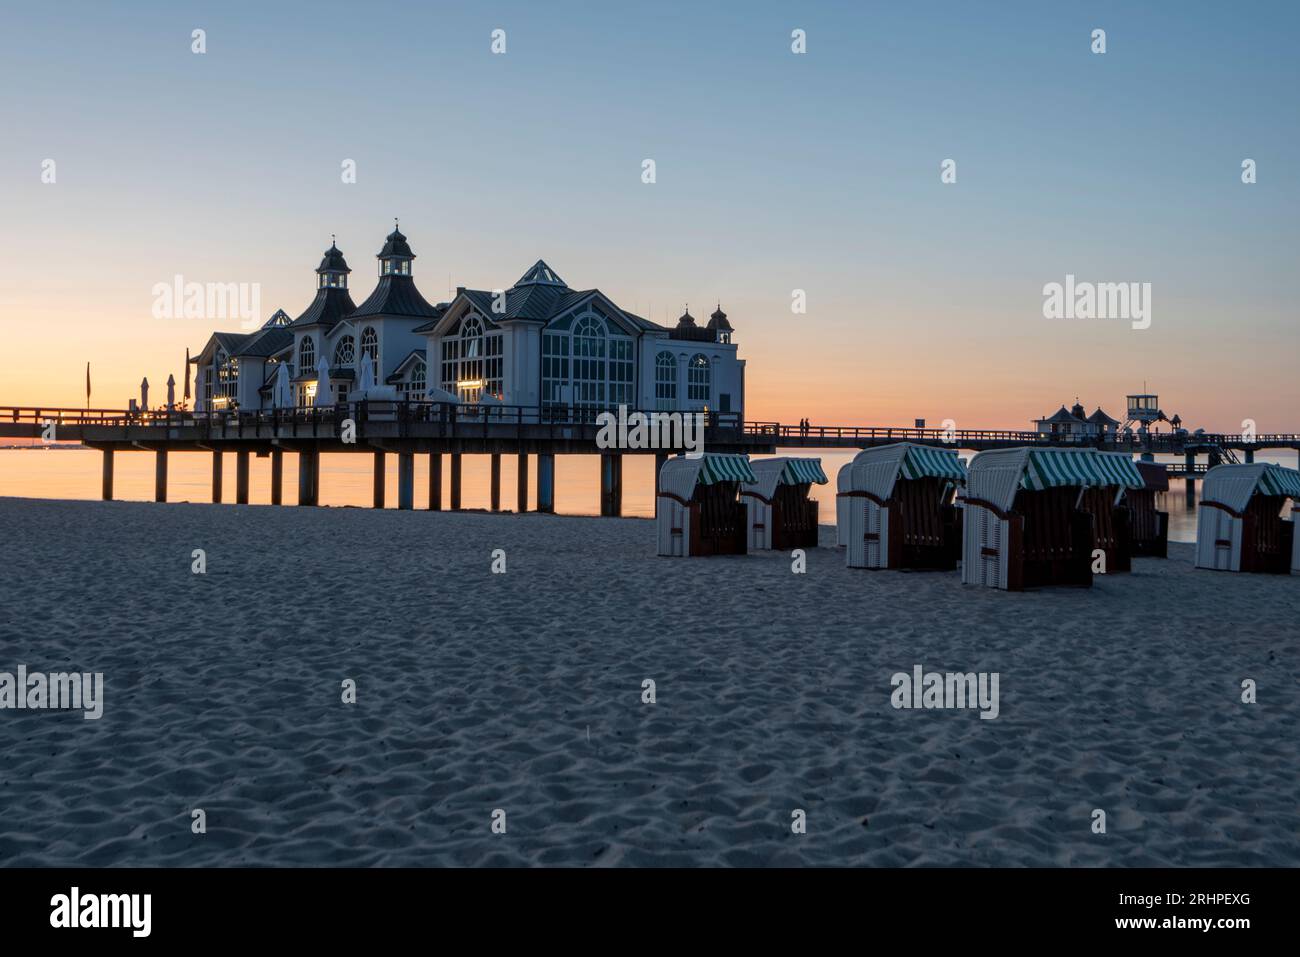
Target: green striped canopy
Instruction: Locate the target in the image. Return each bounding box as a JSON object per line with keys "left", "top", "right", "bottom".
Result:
{"left": 1020, "top": 449, "right": 1140, "bottom": 491}
{"left": 697, "top": 453, "right": 757, "bottom": 485}
{"left": 900, "top": 445, "right": 968, "bottom": 483}
{"left": 1259, "top": 464, "right": 1300, "bottom": 499}
{"left": 780, "top": 458, "right": 829, "bottom": 485}
{"left": 1094, "top": 452, "right": 1145, "bottom": 489}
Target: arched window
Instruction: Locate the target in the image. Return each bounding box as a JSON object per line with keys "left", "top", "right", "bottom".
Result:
{"left": 688, "top": 354, "right": 711, "bottom": 403}
{"left": 655, "top": 351, "right": 677, "bottom": 410}
{"left": 407, "top": 360, "right": 426, "bottom": 399}
{"left": 572, "top": 316, "right": 606, "bottom": 409}
{"left": 333, "top": 335, "right": 355, "bottom": 366}
{"left": 299, "top": 336, "right": 315, "bottom": 374}
{"left": 360, "top": 327, "right": 378, "bottom": 365}
{"left": 215, "top": 349, "right": 238, "bottom": 402}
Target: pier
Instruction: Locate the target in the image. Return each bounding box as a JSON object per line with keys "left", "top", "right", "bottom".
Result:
{"left": 4, "top": 403, "right": 1299, "bottom": 515}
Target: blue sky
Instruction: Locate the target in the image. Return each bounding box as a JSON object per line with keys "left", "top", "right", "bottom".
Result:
{"left": 1, "top": 0, "right": 1297, "bottom": 427}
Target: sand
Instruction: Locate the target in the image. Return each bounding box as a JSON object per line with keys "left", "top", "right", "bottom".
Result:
{"left": 0, "top": 496, "right": 1297, "bottom": 867}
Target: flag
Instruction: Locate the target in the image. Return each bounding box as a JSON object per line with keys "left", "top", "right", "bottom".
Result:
{"left": 184, "top": 348, "right": 191, "bottom": 401}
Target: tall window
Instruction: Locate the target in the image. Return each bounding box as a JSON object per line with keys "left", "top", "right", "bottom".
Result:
{"left": 542, "top": 332, "right": 569, "bottom": 412}
{"left": 458, "top": 316, "right": 483, "bottom": 402}
{"left": 360, "top": 327, "right": 379, "bottom": 369}
{"left": 655, "top": 351, "right": 677, "bottom": 410}
{"left": 484, "top": 334, "right": 503, "bottom": 399}
{"left": 572, "top": 316, "right": 606, "bottom": 409}
{"left": 688, "top": 354, "right": 710, "bottom": 403}
{"left": 609, "top": 338, "right": 634, "bottom": 406}
{"left": 216, "top": 349, "right": 239, "bottom": 402}
{"left": 299, "top": 336, "right": 315, "bottom": 375}
{"left": 333, "top": 335, "right": 355, "bottom": 366}
{"left": 408, "top": 359, "right": 426, "bottom": 399}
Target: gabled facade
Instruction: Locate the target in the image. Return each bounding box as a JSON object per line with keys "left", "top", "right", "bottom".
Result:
{"left": 415, "top": 261, "right": 744, "bottom": 416}
{"left": 189, "top": 230, "right": 745, "bottom": 417}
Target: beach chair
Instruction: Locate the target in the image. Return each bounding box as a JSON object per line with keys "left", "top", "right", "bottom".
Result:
{"left": 1196, "top": 463, "right": 1300, "bottom": 574}
{"left": 843, "top": 443, "right": 967, "bottom": 570}
{"left": 741, "top": 457, "right": 828, "bottom": 551}
{"left": 656, "top": 453, "right": 755, "bottom": 557}
{"left": 964, "top": 447, "right": 1130, "bottom": 590}
{"left": 1124, "top": 462, "right": 1169, "bottom": 558}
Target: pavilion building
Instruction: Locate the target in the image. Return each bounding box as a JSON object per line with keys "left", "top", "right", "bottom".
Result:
{"left": 191, "top": 226, "right": 745, "bottom": 418}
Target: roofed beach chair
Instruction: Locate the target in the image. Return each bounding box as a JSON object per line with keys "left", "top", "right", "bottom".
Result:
{"left": 1195, "top": 463, "right": 1300, "bottom": 574}
{"left": 741, "top": 457, "right": 828, "bottom": 550}
{"left": 835, "top": 463, "right": 853, "bottom": 547}
{"left": 842, "top": 443, "right": 967, "bottom": 570}
{"left": 1123, "top": 462, "right": 1170, "bottom": 558}
{"left": 656, "top": 453, "right": 756, "bottom": 557}
{"left": 963, "top": 447, "right": 1126, "bottom": 590}
{"left": 1075, "top": 451, "right": 1146, "bottom": 573}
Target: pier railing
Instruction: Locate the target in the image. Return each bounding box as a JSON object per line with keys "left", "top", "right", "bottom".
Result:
{"left": 4, "top": 404, "right": 1300, "bottom": 452}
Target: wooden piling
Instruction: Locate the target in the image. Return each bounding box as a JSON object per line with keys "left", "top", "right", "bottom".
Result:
{"left": 211, "top": 451, "right": 223, "bottom": 503}
{"left": 429, "top": 453, "right": 442, "bottom": 511}
{"left": 537, "top": 453, "right": 555, "bottom": 513}
{"left": 517, "top": 453, "right": 529, "bottom": 513}
{"left": 398, "top": 451, "right": 414, "bottom": 510}
{"left": 600, "top": 454, "right": 622, "bottom": 516}
{"left": 236, "top": 451, "right": 250, "bottom": 504}
{"left": 298, "top": 450, "right": 318, "bottom": 506}
{"left": 373, "top": 450, "right": 385, "bottom": 509}
{"left": 490, "top": 453, "right": 502, "bottom": 511}
{"left": 270, "top": 450, "right": 283, "bottom": 505}
{"left": 450, "top": 453, "right": 462, "bottom": 510}
{"left": 101, "top": 449, "right": 114, "bottom": 501}
{"left": 154, "top": 449, "right": 168, "bottom": 503}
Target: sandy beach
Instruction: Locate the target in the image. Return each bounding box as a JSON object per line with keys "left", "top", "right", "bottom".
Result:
{"left": 1, "top": 496, "right": 1297, "bottom": 867}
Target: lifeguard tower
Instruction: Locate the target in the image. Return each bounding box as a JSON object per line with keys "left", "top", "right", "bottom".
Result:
{"left": 1125, "top": 393, "right": 1164, "bottom": 434}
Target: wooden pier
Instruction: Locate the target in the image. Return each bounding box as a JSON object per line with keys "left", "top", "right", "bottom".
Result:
{"left": 3, "top": 404, "right": 1299, "bottom": 515}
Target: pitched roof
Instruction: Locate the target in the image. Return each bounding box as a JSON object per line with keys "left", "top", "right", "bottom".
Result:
{"left": 235, "top": 326, "right": 293, "bottom": 358}
{"left": 514, "top": 259, "right": 566, "bottom": 287}
{"left": 288, "top": 286, "right": 357, "bottom": 330}
{"left": 1087, "top": 407, "right": 1121, "bottom": 426}
{"left": 385, "top": 349, "right": 427, "bottom": 383}
{"left": 350, "top": 275, "right": 442, "bottom": 320}
{"left": 1041, "top": 405, "right": 1084, "bottom": 424}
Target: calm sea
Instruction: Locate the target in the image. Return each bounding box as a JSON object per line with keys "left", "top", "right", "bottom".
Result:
{"left": 2, "top": 447, "right": 1295, "bottom": 543}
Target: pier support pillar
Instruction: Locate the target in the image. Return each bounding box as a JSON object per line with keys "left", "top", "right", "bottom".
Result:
{"left": 429, "top": 453, "right": 442, "bottom": 511}
{"left": 101, "top": 449, "right": 114, "bottom": 501}
{"left": 517, "top": 453, "right": 529, "bottom": 513}
{"left": 270, "top": 450, "right": 284, "bottom": 505}
{"left": 654, "top": 452, "right": 668, "bottom": 518}
{"left": 154, "top": 450, "right": 168, "bottom": 503}
{"left": 397, "top": 451, "right": 415, "bottom": 510}
{"left": 373, "top": 450, "right": 385, "bottom": 509}
{"left": 1244, "top": 448, "right": 1254, "bottom": 464}
{"left": 211, "top": 451, "right": 223, "bottom": 503}
{"left": 298, "top": 450, "right": 318, "bottom": 506}
{"left": 450, "top": 453, "right": 463, "bottom": 510}
{"left": 236, "top": 451, "right": 250, "bottom": 504}
{"left": 490, "top": 453, "right": 502, "bottom": 511}
{"left": 537, "top": 453, "right": 555, "bottom": 513}
{"left": 600, "top": 454, "right": 623, "bottom": 517}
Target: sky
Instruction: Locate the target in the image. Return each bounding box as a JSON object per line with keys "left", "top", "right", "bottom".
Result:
{"left": 1, "top": 0, "right": 1297, "bottom": 431}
